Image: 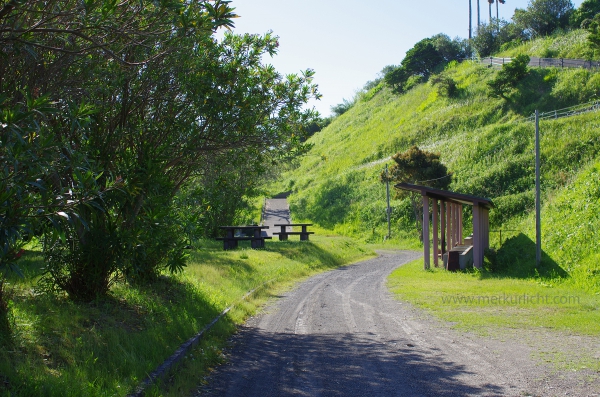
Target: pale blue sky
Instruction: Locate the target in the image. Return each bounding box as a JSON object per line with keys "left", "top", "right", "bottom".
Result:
{"left": 225, "top": 0, "right": 584, "bottom": 116}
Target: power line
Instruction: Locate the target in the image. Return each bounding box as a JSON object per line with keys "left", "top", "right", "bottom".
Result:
{"left": 415, "top": 174, "right": 453, "bottom": 184}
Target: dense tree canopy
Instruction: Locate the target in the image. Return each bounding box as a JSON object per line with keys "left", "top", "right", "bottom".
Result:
{"left": 512, "top": 0, "right": 574, "bottom": 37}
{"left": 0, "top": 0, "right": 319, "bottom": 299}
{"left": 384, "top": 35, "right": 467, "bottom": 93}
{"left": 571, "top": 0, "right": 600, "bottom": 27}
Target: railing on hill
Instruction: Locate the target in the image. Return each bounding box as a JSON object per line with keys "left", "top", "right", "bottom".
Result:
{"left": 477, "top": 56, "right": 600, "bottom": 69}
{"left": 515, "top": 100, "right": 600, "bottom": 123}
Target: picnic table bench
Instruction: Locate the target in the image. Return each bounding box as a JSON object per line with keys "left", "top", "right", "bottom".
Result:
{"left": 273, "top": 223, "right": 314, "bottom": 241}
{"left": 216, "top": 225, "right": 271, "bottom": 250}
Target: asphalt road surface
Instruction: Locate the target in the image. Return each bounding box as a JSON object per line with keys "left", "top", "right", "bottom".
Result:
{"left": 198, "top": 251, "right": 599, "bottom": 397}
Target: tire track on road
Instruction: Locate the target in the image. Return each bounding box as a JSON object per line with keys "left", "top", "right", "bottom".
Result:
{"left": 198, "top": 250, "right": 597, "bottom": 397}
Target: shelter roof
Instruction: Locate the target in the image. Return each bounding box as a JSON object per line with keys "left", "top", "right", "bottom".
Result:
{"left": 394, "top": 182, "right": 494, "bottom": 209}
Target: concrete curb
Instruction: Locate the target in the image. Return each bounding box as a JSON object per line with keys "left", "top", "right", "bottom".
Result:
{"left": 128, "top": 279, "right": 276, "bottom": 397}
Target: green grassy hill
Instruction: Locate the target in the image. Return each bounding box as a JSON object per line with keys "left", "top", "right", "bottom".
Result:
{"left": 276, "top": 31, "right": 600, "bottom": 293}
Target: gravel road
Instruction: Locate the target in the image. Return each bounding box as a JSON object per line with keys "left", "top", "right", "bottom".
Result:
{"left": 198, "top": 251, "right": 600, "bottom": 397}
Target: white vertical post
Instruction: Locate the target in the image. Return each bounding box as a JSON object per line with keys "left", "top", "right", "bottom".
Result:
{"left": 433, "top": 199, "right": 439, "bottom": 267}
{"left": 423, "top": 195, "right": 430, "bottom": 270}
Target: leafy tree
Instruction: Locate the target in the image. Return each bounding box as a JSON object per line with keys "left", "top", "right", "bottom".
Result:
{"left": 1, "top": 0, "right": 320, "bottom": 299}
{"left": 363, "top": 65, "right": 397, "bottom": 91}
{"left": 586, "top": 13, "right": 600, "bottom": 57}
{"left": 384, "top": 35, "right": 467, "bottom": 94}
{"left": 384, "top": 66, "right": 411, "bottom": 93}
{"left": 430, "top": 34, "right": 470, "bottom": 62}
{"left": 487, "top": 54, "right": 531, "bottom": 100}
{"left": 472, "top": 19, "right": 525, "bottom": 57}
{"left": 512, "top": 0, "right": 574, "bottom": 37}
{"left": 381, "top": 146, "right": 451, "bottom": 240}
{"left": 571, "top": 0, "right": 600, "bottom": 27}
{"left": 402, "top": 38, "right": 445, "bottom": 79}
{"left": 331, "top": 98, "right": 355, "bottom": 116}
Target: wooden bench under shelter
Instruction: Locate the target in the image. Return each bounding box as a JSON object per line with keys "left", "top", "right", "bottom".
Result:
{"left": 395, "top": 183, "right": 494, "bottom": 270}
{"left": 273, "top": 223, "right": 314, "bottom": 241}
{"left": 216, "top": 225, "right": 271, "bottom": 250}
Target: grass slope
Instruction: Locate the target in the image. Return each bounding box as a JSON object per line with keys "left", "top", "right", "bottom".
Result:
{"left": 276, "top": 31, "right": 600, "bottom": 292}
{"left": 0, "top": 236, "right": 373, "bottom": 396}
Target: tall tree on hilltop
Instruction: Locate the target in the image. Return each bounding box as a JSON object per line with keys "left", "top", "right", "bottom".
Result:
{"left": 512, "top": 0, "right": 574, "bottom": 37}
{"left": 571, "top": 0, "right": 600, "bottom": 27}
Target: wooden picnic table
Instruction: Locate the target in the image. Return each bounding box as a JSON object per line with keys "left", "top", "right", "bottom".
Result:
{"left": 216, "top": 225, "right": 271, "bottom": 250}
{"left": 273, "top": 223, "right": 314, "bottom": 241}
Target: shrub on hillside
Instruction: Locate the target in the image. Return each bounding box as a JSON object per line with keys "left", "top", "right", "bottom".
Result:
{"left": 430, "top": 74, "right": 458, "bottom": 97}
{"left": 382, "top": 146, "right": 451, "bottom": 240}
{"left": 487, "top": 54, "right": 531, "bottom": 100}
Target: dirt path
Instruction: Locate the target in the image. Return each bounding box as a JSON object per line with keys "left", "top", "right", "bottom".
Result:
{"left": 197, "top": 251, "right": 600, "bottom": 397}
{"left": 262, "top": 198, "right": 291, "bottom": 237}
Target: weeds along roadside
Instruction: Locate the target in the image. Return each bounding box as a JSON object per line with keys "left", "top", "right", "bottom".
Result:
{"left": 0, "top": 235, "right": 374, "bottom": 397}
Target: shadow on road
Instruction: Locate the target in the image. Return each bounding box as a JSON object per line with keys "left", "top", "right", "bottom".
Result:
{"left": 201, "top": 328, "right": 504, "bottom": 397}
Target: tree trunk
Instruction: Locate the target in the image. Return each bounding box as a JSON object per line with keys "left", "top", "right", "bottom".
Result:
{"left": 477, "top": 0, "right": 480, "bottom": 33}
{"left": 469, "top": 0, "right": 472, "bottom": 39}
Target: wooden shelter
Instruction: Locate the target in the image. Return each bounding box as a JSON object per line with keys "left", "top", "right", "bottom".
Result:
{"left": 395, "top": 183, "right": 494, "bottom": 269}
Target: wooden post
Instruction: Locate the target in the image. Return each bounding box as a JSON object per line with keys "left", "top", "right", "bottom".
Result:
{"left": 473, "top": 203, "right": 481, "bottom": 268}
{"left": 453, "top": 203, "right": 459, "bottom": 247}
{"left": 459, "top": 205, "right": 463, "bottom": 245}
{"left": 457, "top": 204, "right": 462, "bottom": 244}
{"left": 433, "top": 199, "right": 439, "bottom": 267}
{"left": 447, "top": 202, "right": 453, "bottom": 249}
{"left": 423, "top": 195, "right": 430, "bottom": 270}
{"left": 483, "top": 208, "right": 489, "bottom": 250}
{"left": 440, "top": 201, "right": 446, "bottom": 255}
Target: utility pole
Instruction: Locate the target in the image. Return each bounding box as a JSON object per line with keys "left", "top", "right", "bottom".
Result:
{"left": 535, "top": 110, "right": 542, "bottom": 267}
{"left": 477, "top": 0, "right": 480, "bottom": 33}
{"left": 469, "top": 0, "right": 472, "bottom": 39}
{"left": 385, "top": 164, "right": 391, "bottom": 239}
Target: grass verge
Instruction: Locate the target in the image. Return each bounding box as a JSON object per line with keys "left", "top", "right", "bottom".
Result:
{"left": 0, "top": 235, "right": 374, "bottom": 397}
{"left": 387, "top": 259, "right": 600, "bottom": 369}
{"left": 388, "top": 259, "right": 600, "bottom": 335}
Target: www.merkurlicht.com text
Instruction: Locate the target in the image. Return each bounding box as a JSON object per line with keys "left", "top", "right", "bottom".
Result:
{"left": 442, "top": 293, "right": 580, "bottom": 305}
